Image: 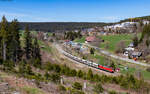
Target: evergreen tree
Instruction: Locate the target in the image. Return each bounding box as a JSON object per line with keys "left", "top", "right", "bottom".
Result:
{"left": 90, "top": 48, "right": 95, "bottom": 54}
{"left": 44, "top": 71, "right": 50, "bottom": 80}
{"left": 140, "top": 24, "right": 150, "bottom": 47}
{"left": 87, "top": 69, "right": 93, "bottom": 80}
{"left": 24, "top": 25, "right": 32, "bottom": 60}
{"left": 133, "top": 35, "right": 139, "bottom": 47}
{"left": 70, "top": 69, "right": 77, "bottom": 76}
{"left": 77, "top": 70, "right": 83, "bottom": 78}
{"left": 8, "top": 19, "right": 21, "bottom": 62}
{"left": 32, "top": 38, "right": 40, "bottom": 58}
{"left": 0, "top": 16, "right": 8, "bottom": 61}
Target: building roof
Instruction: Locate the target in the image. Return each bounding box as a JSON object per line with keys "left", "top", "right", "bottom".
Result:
{"left": 86, "top": 36, "right": 96, "bottom": 42}
{"left": 131, "top": 52, "right": 142, "bottom": 56}
{"left": 128, "top": 43, "right": 134, "bottom": 47}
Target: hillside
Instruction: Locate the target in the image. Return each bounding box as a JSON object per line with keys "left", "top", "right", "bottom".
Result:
{"left": 119, "top": 15, "right": 150, "bottom": 23}
{"left": 19, "top": 22, "right": 110, "bottom": 32}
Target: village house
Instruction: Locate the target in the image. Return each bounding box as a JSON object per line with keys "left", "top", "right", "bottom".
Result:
{"left": 104, "top": 22, "right": 138, "bottom": 33}
{"left": 129, "top": 51, "right": 142, "bottom": 59}
{"left": 143, "top": 20, "right": 150, "bottom": 25}
{"left": 85, "top": 36, "right": 97, "bottom": 43}
{"left": 124, "top": 43, "right": 135, "bottom": 56}
{"left": 64, "top": 40, "right": 88, "bottom": 54}
{"left": 123, "top": 42, "right": 142, "bottom": 59}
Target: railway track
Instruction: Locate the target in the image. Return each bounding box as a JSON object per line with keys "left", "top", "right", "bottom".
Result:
{"left": 54, "top": 43, "right": 115, "bottom": 73}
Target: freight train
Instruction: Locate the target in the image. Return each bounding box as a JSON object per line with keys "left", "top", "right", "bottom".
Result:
{"left": 63, "top": 51, "right": 114, "bottom": 73}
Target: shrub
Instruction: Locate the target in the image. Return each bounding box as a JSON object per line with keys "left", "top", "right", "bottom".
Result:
{"left": 93, "top": 74, "right": 100, "bottom": 82}
{"left": 110, "top": 62, "right": 116, "bottom": 70}
{"left": 86, "top": 69, "right": 93, "bottom": 80}
{"left": 53, "top": 64, "right": 61, "bottom": 73}
{"left": 70, "top": 69, "right": 77, "bottom": 76}
{"left": 72, "top": 82, "right": 82, "bottom": 90}
{"left": 3, "top": 60, "right": 15, "bottom": 71}
{"left": 25, "top": 64, "right": 33, "bottom": 75}
{"left": 93, "top": 83, "right": 104, "bottom": 93}
{"left": 44, "top": 71, "right": 50, "bottom": 80}
{"left": 45, "top": 62, "right": 54, "bottom": 71}
{"left": 146, "top": 67, "right": 150, "bottom": 72}
{"left": 50, "top": 73, "right": 60, "bottom": 83}
{"left": 33, "top": 58, "right": 41, "bottom": 68}
{"left": 90, "top": 48, "right": 95, "bottom": 54}
{"left": 77, "top": 70, "right": 83, "bottom": 78}
{"left": 132, "top": 35, "right": 139, "bottom": 47}
{"left": 109, "top": 90, "right": 117, "bottom": 94}
{"left": 59, "top": 85, "right": 66, "bottom": 91}
{"left": 71, "top": 89, "right": 85, "bottom": 94}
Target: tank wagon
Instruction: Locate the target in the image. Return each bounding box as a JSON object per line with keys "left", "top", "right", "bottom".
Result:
{"left": 63, "top": 51, "right": 114, "bottom": 73}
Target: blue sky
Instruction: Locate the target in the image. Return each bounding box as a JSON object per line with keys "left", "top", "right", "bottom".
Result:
{"left": 0, "top": 0, "right": 149, "bottom": 22}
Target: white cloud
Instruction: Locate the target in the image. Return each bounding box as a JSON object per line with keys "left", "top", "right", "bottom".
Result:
{"left": 0, "top": 11, "right": 49, "bottom": 22}
{"left": 97, "top": 16, "right": 125, "bottom": 22}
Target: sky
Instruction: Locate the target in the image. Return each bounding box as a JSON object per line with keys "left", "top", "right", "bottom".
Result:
{"left": 0, "top": 0, "right": 150, "bottom": 22}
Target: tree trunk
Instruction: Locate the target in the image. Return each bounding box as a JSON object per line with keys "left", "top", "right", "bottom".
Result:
{"left": 3, "top": 41, "right": 6, "bottom": 61}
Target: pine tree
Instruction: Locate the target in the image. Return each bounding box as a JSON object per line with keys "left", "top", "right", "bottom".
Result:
{"left": 90, "top": 48, "right": 95, "bottom": 54}
{"left": 8, "top": 19, "right": 21, "bottom": 62}
{"left": 87, "top": 69, "right": 93, "bottom": 80}
{"left": 0, "top": 16, "right": 8, "bottom": 61}
{"left": 32, "top": 38, "right": 41, "bottom": 60}
{"left": 133, "top": 35, "right": 139, "bottom": 47}
{"left": 24, "top": 25, "right": 32, "bottom": 60}
{"left": 77, "top": 70, "right": 83, "bottom": 78}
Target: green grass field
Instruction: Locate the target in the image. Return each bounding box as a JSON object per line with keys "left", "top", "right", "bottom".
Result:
{"left": 93, "top": 54, "right": 106, "bottom": 65}
{"left": 74, "top": 37, "right": 85, "bottom": 43}
{"left": 99, "top": 34, "right": 133, "bottom": 52}
{"left": 99, "top": 33, "right": 141, "bottom": 52}
{"left": 74, "top": 33, "right": 141, "bottom": 53}
{"left": 38, "top": 40, "right": 52, "bottom": 53}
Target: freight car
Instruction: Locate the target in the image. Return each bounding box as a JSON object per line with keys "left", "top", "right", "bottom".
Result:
{"left": 63, "top": 51, "right": 114, "bottom": 73}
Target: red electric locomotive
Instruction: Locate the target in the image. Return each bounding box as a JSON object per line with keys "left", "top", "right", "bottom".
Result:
{"left": 98, "top": 65, "right": 114, "bottom": 73}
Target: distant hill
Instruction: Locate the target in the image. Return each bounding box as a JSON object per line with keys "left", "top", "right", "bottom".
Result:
{"left": 19, "top": 22, "right": 111, "bottom": 32}
{"left": 119, "top": 15, "right": 150, "bottom": 23}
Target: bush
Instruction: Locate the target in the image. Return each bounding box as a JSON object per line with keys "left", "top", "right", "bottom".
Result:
{"left": 53, "top": 64, "right": 61, "bottom": 73}
{"left": 59, "top": 85, "right": 66, "bottom": 91}
{"left": 25, "top": 64, "right": 33, "bottom": 75}
{"left": 50, "top": 73, "right": 60, "bottom": 83}
{"left": 132, "top": 35, "right": 139, "bottom": 47}
{"left": 71, "top": 89, "right": 85, "bottom": 94}
{"left": 93, "top": 83, "right": 104, "bottom": 93}
{"left": 77, "top": 70, "right": 83, "bottom": 78}
{"left": 110, "top": 62, "right": 116, "bottom": 70}
{"left": 44, "top": 71, "right": 50, "bottom": 80}
{"left": 109, "top": 90, "right": 117, "bottom": 94}
{"left": 3, "top": 60, "right": 15, "bottom": 71}
{"left": 72, "top": 82, "right": 82, "bottom": 90}
{"left": 33, "top": 58, "right": 41, "bottom": 68}
{"left": 146, "top": 67, "right": 150, "bottom": 72}
{"left": 86, "top": 69, "right": 93, "bottom": 80}
{"left": 93, "top": 74, "right": 100, "bottom": 82}
{"left": 45, "top": 62, "right": 54, "bottom": 71}
{"left": 70, "top": 69, "right": 77, "bottom": 76}
{"left": 90, "top": 48, "right": 95, "bottom": 54}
